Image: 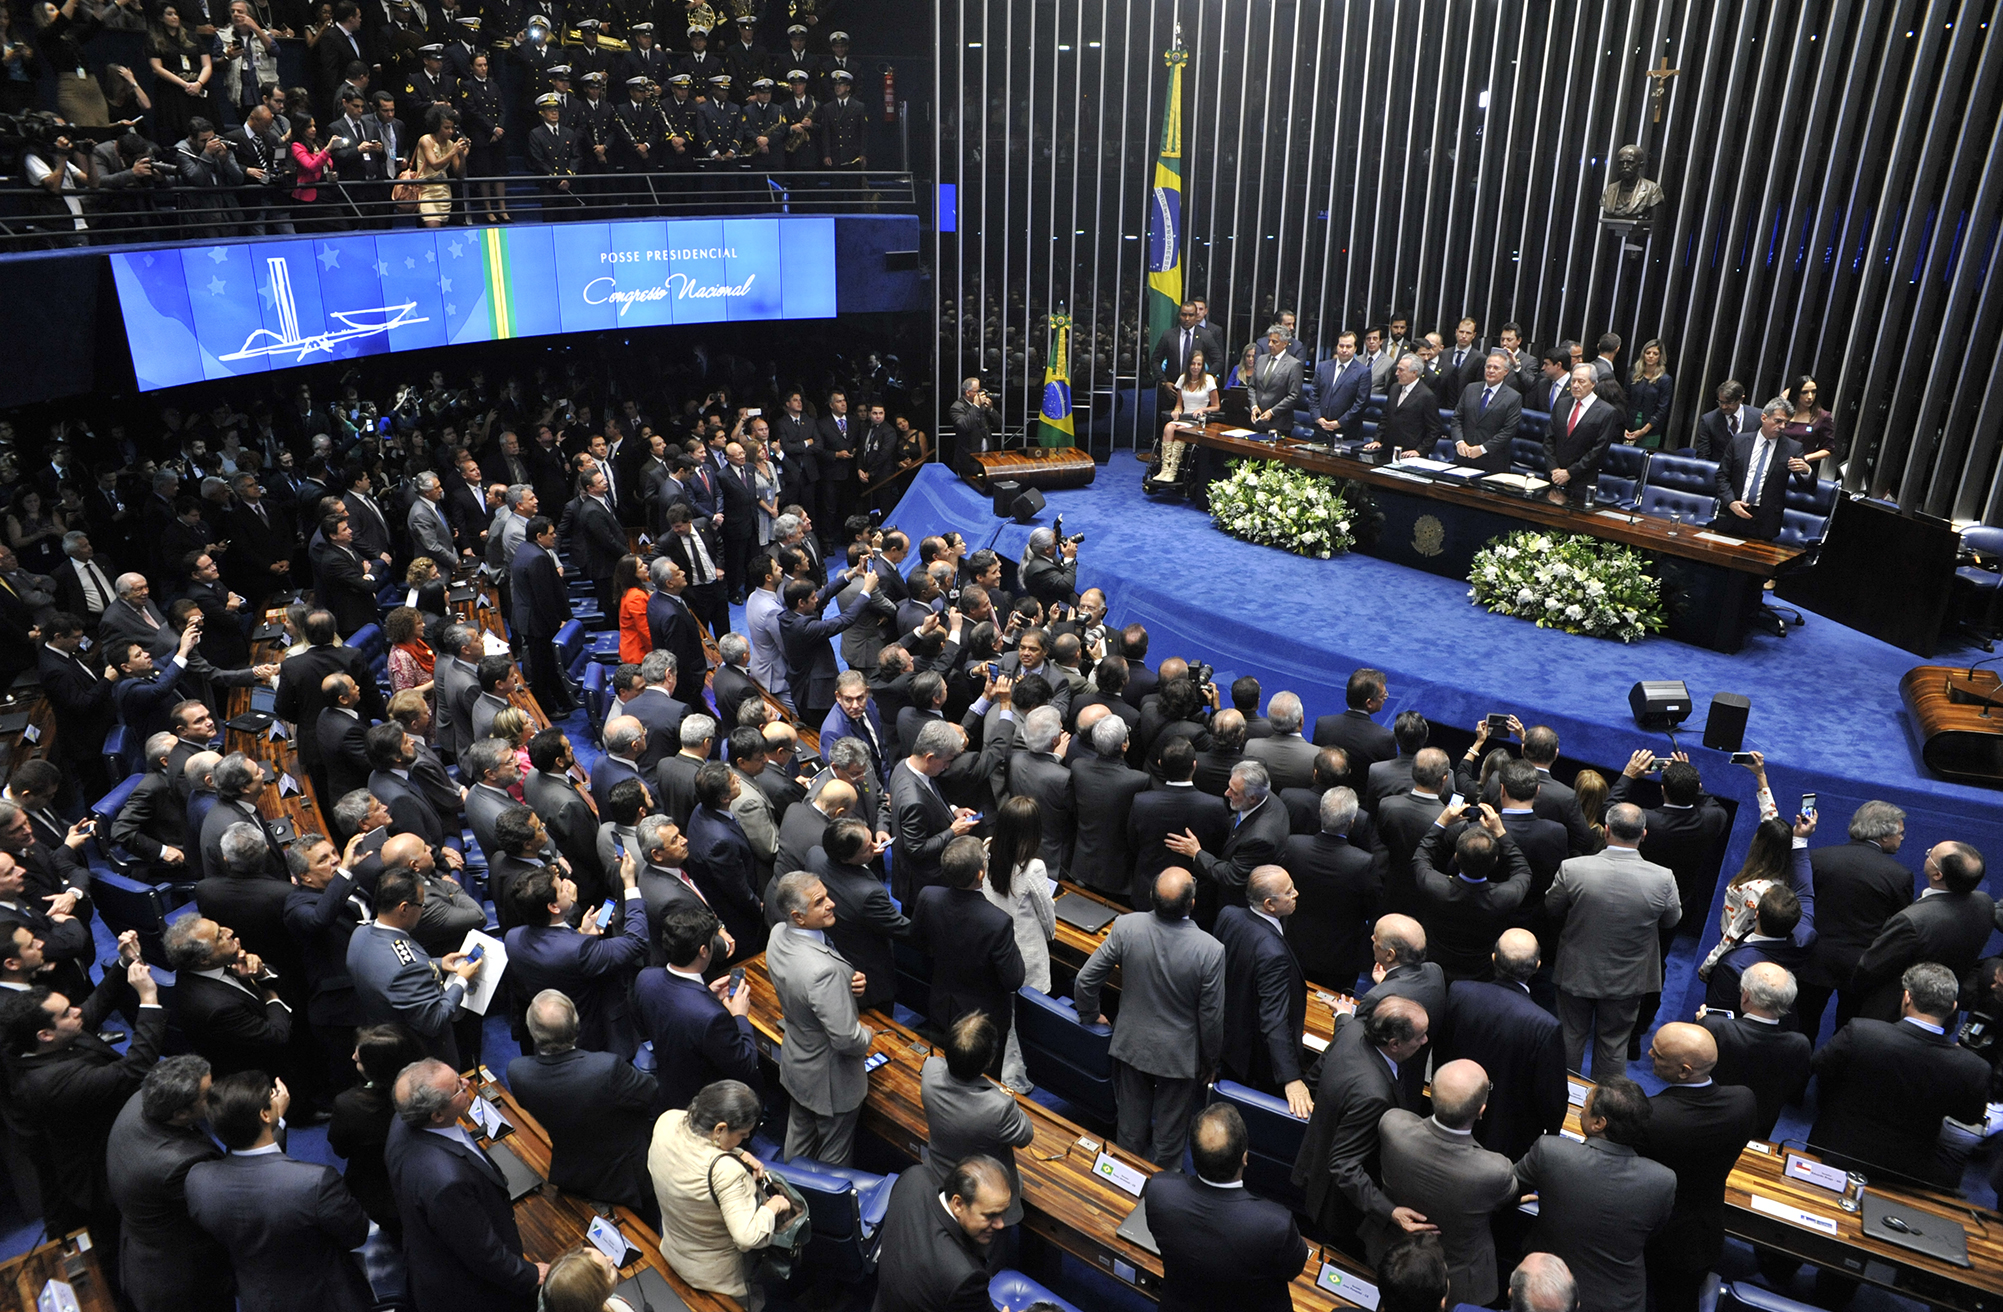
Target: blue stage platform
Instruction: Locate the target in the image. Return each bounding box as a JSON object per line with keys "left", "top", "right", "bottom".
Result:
{"left": 885, "top": 460, "right": 2003, "bottom": 1017}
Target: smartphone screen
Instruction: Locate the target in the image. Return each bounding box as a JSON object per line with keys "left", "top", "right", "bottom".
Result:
{"left": 1730, "top": 752, "right": 1757, "bottom": 765}
{"left": 465, "top": 944, "right": 485, "bottom": 963}
{"left": 595, "top": 899, "right": 616, "bottom": 928}
{"left": 1801, "top": 793, "right": 1817, "bottom": 817}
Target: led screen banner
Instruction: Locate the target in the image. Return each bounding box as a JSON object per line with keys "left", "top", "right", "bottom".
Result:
{"left": 110, "top": 215, "right": 840, "bottom": 391}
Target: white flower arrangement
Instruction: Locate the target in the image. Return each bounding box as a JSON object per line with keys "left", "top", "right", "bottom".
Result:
{"left": 1466, "top": 529, "right": 1666, "bottom": 642}
{"left": 1207, "top": 459, "right": 1355, "bottom": 559}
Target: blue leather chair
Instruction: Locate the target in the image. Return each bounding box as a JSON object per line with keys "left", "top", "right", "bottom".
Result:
{"left": 756, "top": 1152, "right": 897, "bottom": 1283}
{"left": 1595, "top": 444, "right": 1650, "bottom": 508}
{"left": 990, "top": 1270, "right": 1085, "bottom": 1312}
{"left": 1955, "top": 525, "right": 2003, "bottom": 643}
{"left": 1638, "top": 485, "right": 1717, "bottom": 528}
{"left": 1208, "top": 1080, "right": 1308, "bottom": 1213}
{"left": 1432, "top": 438, "right": 1458, "bottom": 462}
{"left": 556, "top": 619, "right": 587, "bottom": 678}
{"left": 1013, "top": 988, "right": 1117, "bottom": 1126}
{"left": 1645, "top": 453, "right": 1721, "bottom": 496}
{"left": 102, "top": 725, "right": 130, "bottom": 783}
{"left": 1784, "top": 476, "right": 1840, "bottom": 518}
{"left": 1777, "top": 509, "right": 1828, "bottom": 548}
{"left": 1510, "top": 437, "right": 1549, "bottom": 474}
{"left": 91, "top": 871, "right": 176, "bottom": 967}
{"left": 588, "top": 631, "right": 622, "bottom": 664}
{"left": 581, "top": 662, "right": 611, "bottom": 744}
{"left": 1714, "top": 1279, "right": 1821, "bottom": 1312}
{"left": 90, "top": 772, "right": 145, "bottom": 828}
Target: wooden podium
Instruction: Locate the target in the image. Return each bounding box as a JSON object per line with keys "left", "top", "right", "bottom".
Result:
{"left": 1901, "top": 665, "right": 2003, "bottom": 786}
{"left": 961, "top": 446, "right": 1097, "bottom": 494}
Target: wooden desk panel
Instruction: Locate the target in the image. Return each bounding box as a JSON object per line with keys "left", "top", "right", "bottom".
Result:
{"left": 466, "top": 1069, "right": 739, "bottom": 1312}
{"left": 0, "top": 1230, "right": 117, "bottom": 1312}
{"left": 1558, "top": 1074, "right": 2003, "bottom": 1311}
{"left": 737, "top": 955, "right": 1361, "bottom": 1312}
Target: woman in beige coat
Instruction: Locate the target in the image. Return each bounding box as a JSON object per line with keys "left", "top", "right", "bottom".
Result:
{"left": 648, "top": 1080, "right": 793, "bottom": 1310}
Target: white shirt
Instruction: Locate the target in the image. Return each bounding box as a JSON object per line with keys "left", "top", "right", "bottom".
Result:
{"left": 1251, "top": 907, "right": 1286, "bottom": 937}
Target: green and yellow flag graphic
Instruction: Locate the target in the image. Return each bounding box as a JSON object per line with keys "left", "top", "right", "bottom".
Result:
{"left": 1144, "top": 46, "right": 1188, "bottom": 358}
{"left": 1037, "top": 313, "right": 1075, "bottom": 448}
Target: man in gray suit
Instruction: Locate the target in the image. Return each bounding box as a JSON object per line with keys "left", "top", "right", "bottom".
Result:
{"left": 920, "top": 1011, "right": 1036, "bottom": 1225}
{"left": 106, "top": 1056, "right": 231, "bottom": 1312}
{"left": 767, "top": 870, "right": 876, "bottom": 1165}
{"left": 1075, "top": 867, "right": 1225, "bottom": 1166}
{"left": 184, "top": 1070, "right": 375, "bottom": 1312}
{"left": 1246, "top": 325, "right": 1304, "bottom": 436}
{"left": 1242, "top": 692, "right": 1316, "bottom": 791}
{"left": 407, "top": 472, "right": 460, "bottom": 563}
{"left": 1544, "top": 803, "right": 1679, "bottom": 1076}
{"left": 1449, "top": 353, "right": 1525, "bottom": 474}
{"left": 1511, "top": 1075, "right": 1676, "bottom": 1312}
{"left": 432, "top": 624, "right": 483, "bottom": 768}
{"left": 1376, "top": 1060, "right": 1517, "bottom": 1303}
{"left": 1290, "top": 994, "right": 1429, "bottom": 1252}
{"left": 461, "top": 738, "right": 521, "bottom": 860}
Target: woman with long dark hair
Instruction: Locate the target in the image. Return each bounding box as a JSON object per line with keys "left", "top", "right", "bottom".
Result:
{"left": 1782, "top": 374, "right": 1838, "bottom": 465}
{"left": 145, "top": 4, "right": 208, "bottom": 145}
{"left": 614, "top": 552, "right": 650, "bottom": 664}
{"left": 1700, "top": 752, "right": 1817, "bottom": 977}
{"left": 982, "top": 793, "right": 1055, "bottom": 1093}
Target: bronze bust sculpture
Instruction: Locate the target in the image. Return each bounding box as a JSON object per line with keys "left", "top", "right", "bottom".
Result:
{"left": 1601, "top": 144, "right": 1665, "bottom": 218}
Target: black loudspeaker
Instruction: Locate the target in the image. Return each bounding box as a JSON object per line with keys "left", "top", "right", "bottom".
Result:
{"left": 1010, "top": 486, "right": 1047, "bottom": 523}
{"left": 884, "top": 250, "right": 921, "bottom": 271}
{"left": 1628, "top": 680, "right": 1693, "bottom": 731}
{"left": 991, "top": 479, "right": 1022, "bottom": 518}
{"left": 1703, "top": 693, "right": 1751, "bottom": 752}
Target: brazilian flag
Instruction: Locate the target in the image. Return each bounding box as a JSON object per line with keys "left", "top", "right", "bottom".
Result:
{"left": 1144, "top": 46, "right": 1188, "bottom": 362}
{"left": 1037, "top": 313, "right": 1075, "bottom": 448}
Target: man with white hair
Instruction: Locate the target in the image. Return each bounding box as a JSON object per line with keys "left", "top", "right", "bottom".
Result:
{"left": 97, "top": 571, "right": 169, "bottom": 666}
{"left": 1244, "top": 691, "right": 1316, "bottom": 790}
{"left": 53, "top": 531, "right": 117, "bottom": 631}
{"left": 1069, "top": 713, "right": 1151, "bottom": 900}
{"left": 406, "top": 470, "right": 459, "bottom": 562}
{"left": 645, "top": 558, "right": 707, "bottom": 702}
{"left": 948, "top": 375, "right": 1002, "bottom": 462}
{"left": 1166, "top": 759, "right": 1291, "bottom": 909}
{"left": 1005, "top": 705, "right": 1074, "bottom": 873}
{"left": 1542, "top": 364, "right": 1621, "bottom": 506}
{"left": 889, "top": 718, "right": 983, "bottom": 902}
{"left": 593, "top": 716, "right": 650, "bottom": 815}
{"left": 1019, "top": 526, "right": 1078, "bottom": 607}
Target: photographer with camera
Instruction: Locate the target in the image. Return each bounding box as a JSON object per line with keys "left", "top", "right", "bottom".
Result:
{"left": 1020, "top": 525, "right": 1080, "bottom": 608}
{"left": 19, "top": 112, "right": 92, "bottom": 245}
{"left": 948, "top": 376, "right": 1002, "bottom": 465}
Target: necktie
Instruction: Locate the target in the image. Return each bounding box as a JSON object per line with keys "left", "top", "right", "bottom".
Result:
{"left": 138, "top": 601, "right": 160, "bottom": 629}
{"left": 1455, "top": 349, "right": 1465, "bottom": 368}
{"left": 1552, "top": 382, "right": 1564, "bottom": 411}
{"left": 1746, "top": 438, "right": 1771, "bottom": 504}
{"left": 1181, "top": 328, "right": 1191, "bottom": 365}
{"left": 1481, "top": 387, "right": 1494, "bottom": 411}
{"left": 688, "top": 531, "right": 715, "bottom": 583}
{"left": 252, "top": 501, "right": 267, "bottom": 525}
{"left": 836, "top": 416, "right": 846, "bottom": 436}
{"left": 436, "top": 503, "right": 452, "bottom": 542}
{"left": 1567, "top": 400, "right": 1584, "bottom": 434}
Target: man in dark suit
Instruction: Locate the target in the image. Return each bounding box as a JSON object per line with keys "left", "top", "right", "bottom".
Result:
{"left": 561, "top": 469, "right": 627, "bottom": 614}
{"left": 1714, "top": 399, "right": 1815, "bottom": 541}
{"left": 508, "top": 990, "right": 657, "bottom": 1218}
{"left": 710, "top": 634, "right": 764, "bottom": 732}
{"left": 912, "top": 836, "right": 1025, "bottom": 1071}
{"left": 107, "top": 1055, "right": 232, "bottom": 1312}
{"left": 161, "top": 913, "right": 291, "bottom": 1078}
{"left": 1518, "top": 726, "right": 1592, "bottom": 856}
{"left": 646, "top": 558, "right": 711, "bottom": 709}
{"left": 1512, "top": 1076, "right": 1677, "bottom": 1312}
{"left": 1310, "top": 332, "right": 1372, "bottom": 444}
{"left": 184, "top": 1071, "right": 374, "bottom": 1312}
{"left": 1703, "top": 886, "right": 1810, "bottom": 1023}
{"left": 1152, "top": 302, "right": 1216, "bottom": 384}
{"left": 1811, "top": 961, "right": 1991, "bottom": 1189}
{"left": 37, "top": 616, "right": 119, "bottom": 800}
{"left": 811, "top": 817, "right": 910, "bottom": 1012}
{"left": 1168, "top": 759, "right": 1291, "bottom": 911}
{"left": 1411, "top": 804, "right": 1533, "bottom": 981}
{"left": 510, "top": 515, "right": 576, "bottom": 716}
{"left": 1367, "top": 355, "right": 1444, "bottom": 459}
{"left": 525, "top": 731, "right": 600, "bottom": 890}
{"left": 1006, "top": 706, "right": 1077, "bottom": 875}
{"left": 195, "top": 756, "right": 290, "bottom": 882}
{"left": 315, "top": 674, "right": 374, "bottom": 803}
{"left": 1799, "top": 800, "right": 1914, "bottom": 1039}
{"left": 816, "top": 391, "right": 857, "bottom": 536}
{"left": 779, "top": 575, "right": 872, "bottom": 730}
{"left": 1851, "top": 839, "right": 1992, "bottom": 1020}
{"left": 1691, "top": 379, "right": 1760, "bottom": 460}
{"left": 314, "top": 2, "right": 369, "bottom": 117}
{"left": 1543, "top": 366, "right": 1621, "bottom": 506}
{"left": 384, "top": 1059, "right": 544, "bottom": 1311}
{"left": 891, "top": 719, "right": 983, "bottom": 902}
{"left": 274, "top": 610, "right": 383, "bottom": 812}
{"left": 1312, "top": 669, "right": 1397, "bottom": 769}
{"left": 504, "top": 860, "right": 649, "bottom": 1058}
{"left": 1363, "top": 711, "right": 1429, "bottom": 813}
{"left": 1282, "top": 786, "right": 1383, "bottom": 987}
{"left": 1216, "top": 867, "right": 1311, "bottom": 1116}
{"left": 1128, "top": 738, "right": 1230, "bottom": 912}
{"left": 632, "top": 903, "right": 761, "bottom": 1114}
{"left": 1440, "top": 930, "right": 1567, "bottom": 1160}
{"left": 1449, "top": 353, "right": 1524, "bottom": 472}
{"left": 1702, "top": 960, "right": 1813, "bottom": 1140}
{"left": 1244, "top": 325, "right": 1305, "bottom": 436}
{"left": 874, "top": 1156, "right": 1012, "bottom": 1312}
{"left": 1289, "top": 995, "right": 1427, "bottom": 1253}
{"left": 308, "top": 516, "right": 382, "bottom": 637}
{"left": 1144, "top": 1102, "right": 1311, "bottom": 1312}
{"left": 1375, "top": 749, "right": 1453, "bottom": 917}
{"left": 1638, "top": 1023, "right": 1760, "bottom": 1312}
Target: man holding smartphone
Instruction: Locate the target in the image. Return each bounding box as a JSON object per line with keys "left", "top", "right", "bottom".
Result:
{"left": 503, "top": 853, "right": 648, "bottom": 1058}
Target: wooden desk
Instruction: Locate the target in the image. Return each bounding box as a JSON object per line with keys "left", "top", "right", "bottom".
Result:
{"left": 227, "top": 610, "right": 330, "bottom": 840}
{"left": 1558, "top": 1074, "right": 2003, "bottom": 1311}
{"left": 465, "top": 1068, "right": 739, "bottom": 1312}
{"left": 1183, "top": 426, "right": 1803, "bottom": 652}
{"left": 0, "top": 1229, "right": 117, "bottom": 1312}
{"left": 737, "top": 955, "right": 1364, "bottom": 1312}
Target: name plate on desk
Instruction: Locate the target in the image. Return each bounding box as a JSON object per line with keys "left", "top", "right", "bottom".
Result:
{"left": 1566, "top": 1082, "right": 1588, "bottom": 1106}
{"left": 1783, "top": 1153, "right": 1849, "bottom": 1193}
{"left": 1091, "top": 1151, "right": 1146, "bottom": 1197}
{"left": 470, "top": 1093, "right": 514, "bottom": 1141}
{"left": 1317, "top": 1263, "right": 1381, "bottom": 1309}
{"left": 1749, "top": 1194, "right": 1839, "bottom": 1235}
{"left": 587, "top": 1215, "right": 641, "bottom": 1267}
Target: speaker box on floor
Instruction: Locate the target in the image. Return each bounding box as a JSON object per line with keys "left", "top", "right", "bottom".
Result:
{"left": 1628, "top": 680, "right": 1692, "bottom": 731}
{"left": 1010, "top": 486, "right": 1047, "bottom": 523}
{"left": 1703, "top": 693, "right": 1751, "bottom": 752}
{"left": 991, "top": 479, "right": 1022, "bottom": 518}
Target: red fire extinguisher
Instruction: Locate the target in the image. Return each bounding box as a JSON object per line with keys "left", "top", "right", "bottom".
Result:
{"left": 881, "top": 66, "right": 896, "bottom": 121}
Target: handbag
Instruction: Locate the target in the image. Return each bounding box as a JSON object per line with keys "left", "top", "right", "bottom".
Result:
{"left": 391, "top": 166, "right": 423, "bottom": 211}
{"left": 707, "top": 1154, "right": 812, "bottom": 1283}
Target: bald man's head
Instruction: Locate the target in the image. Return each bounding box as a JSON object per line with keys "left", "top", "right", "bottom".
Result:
{"left": 1374, "top": 913, "right": 1427, "bottom": 966}
{"left": 380, "top": 833, "right": 431, "bottom": 871}
{"left": 1648, "top": 1021, "right": 1717, "bottom": 1084}
{"left": 1431, "top": 1059, "right": 1490, "bottom": 1130}
{"left": 1152, "top": 867, "right": 1196, "bottom": 920}
{"left": 1246, "top": 864, "right": 1294, "bottom": 910}
{"left": 817, "top": 779, "right": 856, "bottom": 816}
{"left": 1493, "top": 928, "right": 1541, "bottom": 983}
{"left": 1510, "top": 1253, "right": 1577, "bottom": 1312}
{"left": 1739, "top": 960, "right": 1797, "bottom": 1018}
{"left": 1073, "top": 702, "right": 1111, "bottom": 736}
